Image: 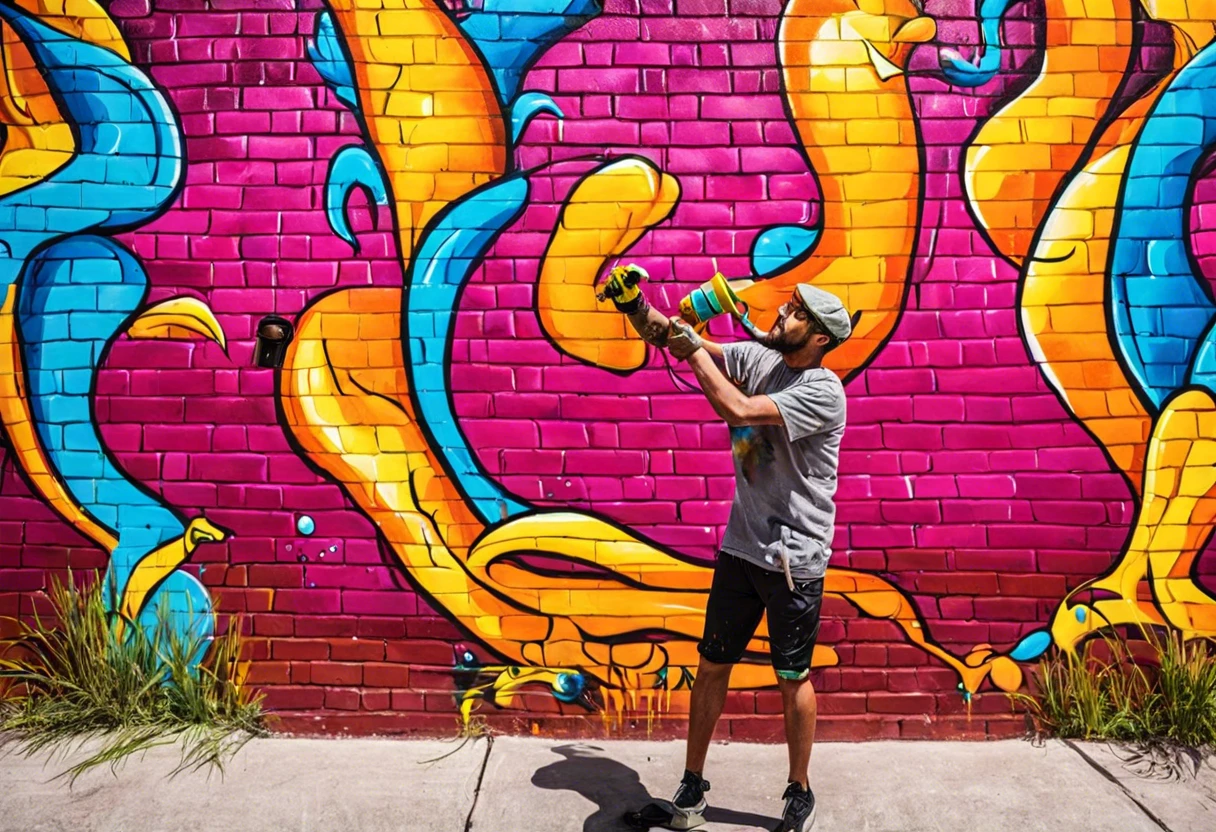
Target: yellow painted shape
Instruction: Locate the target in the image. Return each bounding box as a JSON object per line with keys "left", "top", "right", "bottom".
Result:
{"left": 0, "top": 0, "right": 130, "bottom": 199}
{"left": 1048, "top": 391, "right": 1216, "bottom": 651}
{"left": 1140, "top": 1, "right": 1216, "bottom": 58}
{"left": 1031, "top": 6, "right": 1216, "bottom": 655}
{"left": 327, "top": 0, "right": 506, "bottom": 268}
{"left": 126, "top": 296, "right": 228, "bottom": 351}
{"left": 119, "top": 518, "right": 229, "bottom": 622}
{"left": 1022, "top": 144, "right": 1151, "bottom": 488}
{"left": 738, "top": 0, "right": 925, "bottom": 382}
{"left": 964, "top": 0, "right": 1134, "bottom": 265}
{"left": 536, "top": 157, "right": 680, "bottom": 371}
{"left": 1022, "top": 5, "right": 1216, "bottom": 503}
{"left": 1138, "top": 391, "right": 1216, "bottom": 637}
{"left": 0, "top": 284, "right": 117, "bottom": 550}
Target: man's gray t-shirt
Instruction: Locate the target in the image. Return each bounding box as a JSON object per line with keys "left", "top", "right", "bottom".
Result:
{"left": 719, "top": 341, "right": 846, "bottom": 580}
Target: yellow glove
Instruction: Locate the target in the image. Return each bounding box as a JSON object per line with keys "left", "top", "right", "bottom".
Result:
{"left": 597, "top": 264, "right": 648, "bottom": 312}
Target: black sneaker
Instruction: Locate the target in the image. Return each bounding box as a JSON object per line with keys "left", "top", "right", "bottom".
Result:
{"left": 672, "top": 768, "right": 710, "bottom": 814}
{"left": 622, "top": 770, "right": 709, "bottom": 830}
{"left": 773, "top": 781, "right": 816, "bottom": 831}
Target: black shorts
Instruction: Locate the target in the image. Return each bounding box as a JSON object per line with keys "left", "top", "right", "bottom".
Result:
{"left": 698, "top": 551, "right": 824, "bottom": 680}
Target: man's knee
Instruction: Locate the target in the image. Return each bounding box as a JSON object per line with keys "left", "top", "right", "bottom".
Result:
{"left": 776, "top": 667, "right": 810, "bottom": 684}
{"left": 696, "top": 656, "right": 734, "bottom": 679}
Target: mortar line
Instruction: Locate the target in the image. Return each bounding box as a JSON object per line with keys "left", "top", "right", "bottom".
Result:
{"left": 1063, "top": 739, "right": 1173, "bottom": 832}
{"left": 463, "top": 735, "right": 494, "bottom": 832}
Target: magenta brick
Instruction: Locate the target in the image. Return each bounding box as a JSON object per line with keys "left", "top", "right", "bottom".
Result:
{"left": 342, "top": 592, "right": 417, "bottom": 616}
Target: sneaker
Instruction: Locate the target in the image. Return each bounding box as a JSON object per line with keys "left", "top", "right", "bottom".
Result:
{"left": 773, "top": 781, "right": 816, "bottom": 831}
{"left": 672, "top": 769, "right": 710, "bottom": 814}
{"left": 622, "top": 770, "right": 709, "bottom": 830}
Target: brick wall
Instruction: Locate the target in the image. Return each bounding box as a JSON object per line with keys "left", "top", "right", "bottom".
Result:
{"left": 1, "top": 0, "right": 1215, "bottom": 740}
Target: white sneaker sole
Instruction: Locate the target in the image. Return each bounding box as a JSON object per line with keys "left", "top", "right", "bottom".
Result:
{"left": 668, "top": 800, "right": 706, "bottom": 830}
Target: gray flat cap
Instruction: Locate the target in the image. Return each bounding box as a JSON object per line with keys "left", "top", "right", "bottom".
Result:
{"left": 796, "top": 283, "right": 854, "bottom": 343}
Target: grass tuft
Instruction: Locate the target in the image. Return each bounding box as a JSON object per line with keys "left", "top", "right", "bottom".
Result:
{"left": 0, "top": 572, "right": 267, "bottom": 783}
{"left": 1015, "top": 630, "right": 1216, "bottom": 752}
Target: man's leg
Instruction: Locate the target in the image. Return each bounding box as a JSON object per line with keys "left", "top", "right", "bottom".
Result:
{"left": 687, "top": 553, "right": 764, "bottom": 776}
{"left": 684, "top": 657, "right": 732, "bottom": 774}
{"left": 763, "top": 572, "right": 824, "bottom": 803}
{"left": 778, "top": 673, "right": 816, "bottom": 787}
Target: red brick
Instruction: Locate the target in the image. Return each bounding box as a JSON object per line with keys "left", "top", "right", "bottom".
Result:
{"left": 364, "top": 663, "right": 411, "bottom": 688}
{"left": 271, "top": 639, "right": 329, "bottom": 661}
{"left": 329, "top": 639, "right": 386, "bottom": 662}
{"left": 868, "top": 692, "right": 936, "bottom": 715}
{"left": 310, "top": 662, "right": 362, "bottom": 686}
{"left": 324, "top": 688, "right": 361, "bottom": 711}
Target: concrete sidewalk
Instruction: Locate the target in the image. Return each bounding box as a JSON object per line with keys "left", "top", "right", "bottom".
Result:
{"left": 0, "top": 735, "right": 1213, "bottom": 832}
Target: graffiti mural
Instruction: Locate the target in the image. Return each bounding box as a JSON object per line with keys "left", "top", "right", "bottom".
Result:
{"left": 0, "top": 0, "right": 1214, "bottom": 736}
{"left": 0, "top": 0, "right": 228, "bottom": 654}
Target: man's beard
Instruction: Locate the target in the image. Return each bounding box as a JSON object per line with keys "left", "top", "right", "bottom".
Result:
{"left": 761, "top": 317, "right": 812, "bottom": 354}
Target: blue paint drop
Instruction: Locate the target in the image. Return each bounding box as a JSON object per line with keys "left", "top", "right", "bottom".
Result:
{"left": 1009, "top": 630, "right": 1052, "bottom": 662}
{"left": 297, "top": 515, "right": 316, "bottom": 536}
{"left": 1075, "top": 607, "right": 1088, "bottom": 623}
{"left": 298, "top": 554, "right": 309, "bottom": 563}
{"left": 750, "top": 225, "right": 820, "bottom": 277}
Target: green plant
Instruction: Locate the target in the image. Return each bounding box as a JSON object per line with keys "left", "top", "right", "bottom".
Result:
{"left": 0, "top": 572, "right": 267, "bottom": 783}
{"left": 1141, "top": 630, "right": 1216, "bottom": 748}
{"left": 1015, "top": 630, "right": 1216, "bottom": 750}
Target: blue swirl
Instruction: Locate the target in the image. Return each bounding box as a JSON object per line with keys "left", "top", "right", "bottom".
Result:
{"left": 0, "top": 6, "right": 207, "bottom": 647}
{"left": 457, "top": 0, "right": 602, "bottom": 105}
{"left": 307, "top": 10, "right": 358, "bottom": 112}
{"left": 325, "top": 144, "right": 389, "bottom": 253}
{"left": 407, "top": 176, "right": 531, "bottom": 522}
{"left": 939, "top": 0, "right": 1016, "bottom": 88}
{"left": 511, "top": 91, "right": 563, "bottom": 144}
{"left": 1109, "top": 42, "right": 1216, "bottom": 407}
{"left": 0, "top": 3, "right": 183, "bottom": 291}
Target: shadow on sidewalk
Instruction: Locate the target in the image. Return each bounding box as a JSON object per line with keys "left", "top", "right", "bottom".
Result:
{"left": 531, "top": 744, "right": 779, "bottom": 831}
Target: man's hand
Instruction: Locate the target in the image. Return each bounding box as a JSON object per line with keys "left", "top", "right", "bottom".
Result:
{"left": 666, "top": 317, "right": 703, "bottom": 360}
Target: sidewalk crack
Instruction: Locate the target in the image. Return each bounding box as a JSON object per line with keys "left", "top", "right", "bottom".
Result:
{"left": 1063, "top": 740, "right": 1173, "bottom": 832}
{"left": 463, "top": 735, "right": 494, "bottom": 832}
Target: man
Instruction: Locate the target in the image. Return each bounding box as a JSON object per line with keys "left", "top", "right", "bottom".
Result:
{"left": 610, "top": 269, "right": 854, "bottom": 832}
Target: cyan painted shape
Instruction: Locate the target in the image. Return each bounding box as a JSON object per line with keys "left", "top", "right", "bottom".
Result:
{"left": 750, "top": 224, "right": 821, "bottom": 278}
{"left": 307, "top": 10, "right": 358, "bottom": 112}
{"left": 407, "top": 175, "right": 531, "bottom": 522}
{"left": 511, "top": 91, "right": 563, "bottom": 143}
{"left": 1009, "top": 630, "right": 1052, "bottom": 661}
{"left": 324, "top": 144, "right": 389, "bottom": 253}
{"left": 0, "top": 2, "right": 182, "bottom": 291}
{"left": 1111, "top": 41, "right": 1216, "bottom": 410}
{"left": 457, "top": 0, "right": 602, "bottom": 104}
{"left": 939, "top": 0, "right": 1016, "bottom": 87}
